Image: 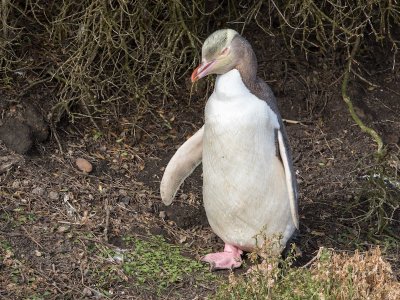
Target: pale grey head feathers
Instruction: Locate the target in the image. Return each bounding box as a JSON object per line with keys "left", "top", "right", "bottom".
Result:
{"left": 191, "top": 28, "right": 253, "bottom": 81}
{"left": 202, "top": 29, "right": 239, "bottom": 61}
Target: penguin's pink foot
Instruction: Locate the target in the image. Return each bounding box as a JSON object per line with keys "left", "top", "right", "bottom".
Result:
{"left": 201, "top": 244, "right": 243, "bottom": 270}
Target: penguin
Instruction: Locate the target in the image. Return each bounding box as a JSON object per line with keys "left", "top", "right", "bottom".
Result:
{"left": 160, "top": 29, "right": 299, "bottom": 270}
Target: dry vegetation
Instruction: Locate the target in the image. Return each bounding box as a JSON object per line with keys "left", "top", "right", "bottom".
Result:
{"left": 1, "top": 1, "right": 399, "bottom": 134}
{"left": 216, "top": 247, "right": 400, "bottom": 299}
{"left": 1, "top": 0, "right": 400, "bottom": 299}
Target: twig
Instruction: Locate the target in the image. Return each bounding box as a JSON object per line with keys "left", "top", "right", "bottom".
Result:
{"left": 50, "top": 122, "right": 64, "bottom": 154}
{"left": 351, "top": 68, "right": 379, "bottom": 88}
{"left": 104, "top": 198, "right": 110, "bottom": 242}
{"left": 21, "top": 226, "right": 44, "bottom": 250}
{"left": 302, "top": 247, "right": 325, "bottom": 268}
{"left": 341, "top": 36, "right": 384, "bottom": 157}
{"left": 57, "top": 220, "right": 82, "bottom": 225}
{"left": 282, "top": 118, "right": 310, "bottom": 126}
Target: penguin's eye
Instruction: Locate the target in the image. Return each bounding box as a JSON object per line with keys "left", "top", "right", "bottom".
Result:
{"left": 220, "top": 47, "right": 229, "bottom": 56}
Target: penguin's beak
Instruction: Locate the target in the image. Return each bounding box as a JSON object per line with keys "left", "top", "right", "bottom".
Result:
{"left": 191, "top": 60, "right": 216, "bottom": 82}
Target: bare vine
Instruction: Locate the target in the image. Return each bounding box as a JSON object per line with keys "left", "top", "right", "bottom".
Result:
{"left": 341, "top": 36, "right": 384, "bottom": 156}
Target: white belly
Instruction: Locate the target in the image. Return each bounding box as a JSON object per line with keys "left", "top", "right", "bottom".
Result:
{"left": 202, "top": 70, "right": 295, "bottom": 251}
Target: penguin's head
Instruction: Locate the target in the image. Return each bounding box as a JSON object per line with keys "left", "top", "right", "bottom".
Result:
{"left": 191, "top": 29, "right": 240, "bottom": 82}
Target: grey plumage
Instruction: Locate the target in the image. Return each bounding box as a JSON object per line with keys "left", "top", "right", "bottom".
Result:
{"left": 232, "top": 35, "right": 299, "bottom": 216}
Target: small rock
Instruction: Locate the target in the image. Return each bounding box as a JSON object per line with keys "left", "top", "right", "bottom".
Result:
{"left": 32, "top": 186, "right": 45, "bottom": 196}
{"left": 119, "top": 189, "right": 128, "bottom": 197}
{"left": 34, "top": 250, "right": 42, "bottom": 257}
{"left": 21, "top": 103, "right": 49, "bottom": 142}
{"left": 82, "top": 287, "right": 92, "bottom": 296}
{"left": 76, "top": 158, "right": 93, "bottom": 173}
{"left": 119, "top": 196, "right": 131, "bottom": 205}
{"left": 179, "top": 235, "right": 187, "bottom": 244}
{"left": 57, "top": 225, "right": 70, "bottom": 233}
{"left": 48, "top": 191, "right": 59, "bottom": 200}
{"left": 11, "top": 180, "right": 20, "bottom": 189}
{"left": 159, "top": 211, "right": 166, "bottom": 219}
{"left": 0, "top": 118, "right": 33, "bottom": 154}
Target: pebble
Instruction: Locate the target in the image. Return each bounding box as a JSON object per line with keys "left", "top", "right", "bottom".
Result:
{"left": 119, "top": 196, "right": 131, "bottom": 205}
{"left": 11, "top": 180, "right": 20, "bottom": 189}
{"left": 179, "top": 235, "right": 187, "bottom": 244}
{"left": 159, "top": 211, "right": 166, "bottom": 219}
{"left": 57, "top": 225, "right": 70, "bottom": 233}
{"left": 76, "top": 158, "right": 93, "bottom": 173}
{"left": 118, "top": 189, "right": 128, "bottom": 196}
{"left": 32, "top": 187, "right": 45, "bottom": 196}
{"left": 48, "top": 191, "right": 59, "bottom": 200}
{"left": 82, "top": 287, "right": 92, "bottom": 296}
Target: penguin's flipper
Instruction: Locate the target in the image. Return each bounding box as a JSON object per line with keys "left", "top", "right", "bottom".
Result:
{"left": 277, "top": 128, "right": 299, "bottom": 229}
{"left": 160, "top": 126, "right": 204, "bottom": 205}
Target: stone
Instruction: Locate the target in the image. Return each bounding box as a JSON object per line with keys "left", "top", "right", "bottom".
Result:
{"left": 57, "top": 225, "right": 70, "bottom": 233}
{"left": 21, "top": 103, "right": 49, "bottom": 142}
{"left": 76, "top": 158, "right": 93, "bottom": 173}
{"left": 32, "top": 186, "right": 45, "bottom": 196}
{"left": 119, "top": 196, "right": 131, "bottom": 205}
{"left": 48, "top": 191, "right": 59, "bottom": 200}
{"left": 0, "top": 119, "right": 33, "bottom": 154}
{"left": 11, "top": 180, "right": 20, "bottom": 189}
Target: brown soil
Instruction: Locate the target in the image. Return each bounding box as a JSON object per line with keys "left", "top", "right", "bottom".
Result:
{"left": 1, "top": 34, "right": 399, "bottom": 299}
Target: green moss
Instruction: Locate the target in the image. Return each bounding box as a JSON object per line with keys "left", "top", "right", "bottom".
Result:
{"left": 91, "top": 235, "right": 214, "bottom": 295}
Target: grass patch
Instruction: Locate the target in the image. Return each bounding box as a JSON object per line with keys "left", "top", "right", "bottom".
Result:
{"left": 215, "top": 247, "right": 400, "bottom": 300}
{"left": 0, "top": 206, "right": 37, "bottom": 229}
{"left": 121, "top": 235, "right": 213, "bottom": 291}
{"left": 89, "top": 235, "right": 214, "bottom": 296}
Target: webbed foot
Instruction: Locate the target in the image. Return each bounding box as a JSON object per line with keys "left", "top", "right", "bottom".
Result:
{"left": 201, "top": 244, "right": 243, "bottom": 270}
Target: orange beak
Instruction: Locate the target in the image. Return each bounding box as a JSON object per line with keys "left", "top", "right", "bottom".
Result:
{"left": 191, "top": 60, "right": 216, "bottom": 82}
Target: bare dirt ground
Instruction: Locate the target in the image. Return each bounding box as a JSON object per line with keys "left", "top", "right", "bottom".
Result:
{"left": 1, "top": 34, "right": 399, "bottom": 299}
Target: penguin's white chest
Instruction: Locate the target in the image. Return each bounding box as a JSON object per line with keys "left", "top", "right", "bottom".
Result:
{"left": 202, "top": 69, "right": 294, "bottom": 251}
